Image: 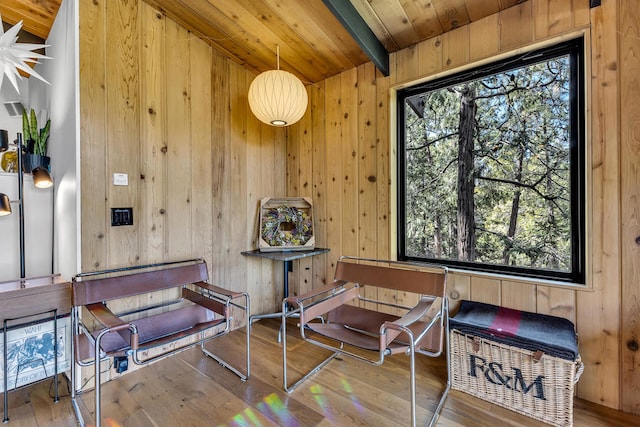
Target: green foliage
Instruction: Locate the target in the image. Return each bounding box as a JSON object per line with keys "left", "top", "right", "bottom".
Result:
{"left": 22, "top": 108, "right": 51, "bottom": 156}
{"left": 402, "top": 54, "right": 575, "bottom": 273}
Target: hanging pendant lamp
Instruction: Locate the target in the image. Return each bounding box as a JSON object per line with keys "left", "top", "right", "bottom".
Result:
{"left": 248, "top": 46, "right": 308, "bottom": 127}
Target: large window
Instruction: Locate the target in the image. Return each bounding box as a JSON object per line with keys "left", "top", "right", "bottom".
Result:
{"left": 397, "top": 38, "right": 585, "bottom": 283}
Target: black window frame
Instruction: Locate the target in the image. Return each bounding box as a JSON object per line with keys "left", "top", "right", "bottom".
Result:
{"left": 397, "top": 37, "right": 586, "bottom": 284}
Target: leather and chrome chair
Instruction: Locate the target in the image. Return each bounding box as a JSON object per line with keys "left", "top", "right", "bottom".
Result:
{"left": 282, "top": 256, "right": 450, "bottom": 427}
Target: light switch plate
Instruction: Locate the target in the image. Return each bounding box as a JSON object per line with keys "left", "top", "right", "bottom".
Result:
{"left": 111, "top": 207, "right": 133, "bottom": 226}
{"left": 113, "top": 173, "right": 128, "bottom": 186}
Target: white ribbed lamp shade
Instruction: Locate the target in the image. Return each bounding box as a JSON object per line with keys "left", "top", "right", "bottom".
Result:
{"left": 248, "top": 69, "right": 308, "bottom": 126}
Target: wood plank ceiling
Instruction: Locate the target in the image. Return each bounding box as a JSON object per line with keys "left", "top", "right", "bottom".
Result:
{"left": 0, "top": 0, "right": 61, "bottom": 41}
{"left": 0, "top": 0, "right": 526, "bottom": 83}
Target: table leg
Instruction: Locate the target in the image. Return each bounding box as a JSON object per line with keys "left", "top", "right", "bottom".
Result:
{"left": 4, "top": 319, "right": 9, "bottom": 422}
{"left": 53, "top": 310, "right": 59, "bottom": 403}
{"left": 280, "top": 260, "right": 295, "bottom": 341}
{"left": 250, "top": 259, "right": 295, "bottom": 343}
{"left": 283, "top": 260, "right": 290, "bottom": 298}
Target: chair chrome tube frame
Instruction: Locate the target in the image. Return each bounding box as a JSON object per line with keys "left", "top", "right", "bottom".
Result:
{"left": 200, "top": 291, "right": 251, "bottom": 381}
{"left": 70, "top": 263, "right": 250, "bottom": 427}
{"left": 282, "top": 300, "right": 342, "bottom": 393}
{"left": 282, "top": 299, "right": 451, "bottom": 427}
{"left": 281, "top": 257, "right": 451, "bottom": 427}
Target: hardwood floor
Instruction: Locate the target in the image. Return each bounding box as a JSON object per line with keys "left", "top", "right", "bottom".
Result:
{"left": 2, "top": 319, "right": 639, "bottom": 426}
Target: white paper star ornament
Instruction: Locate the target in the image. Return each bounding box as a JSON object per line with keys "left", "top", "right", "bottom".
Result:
{"left": 0, "top": 16, "right": 51, "bottom": 93}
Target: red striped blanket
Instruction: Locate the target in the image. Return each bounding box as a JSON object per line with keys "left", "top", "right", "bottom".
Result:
{"left": 450, "top": 300, "right": 579, "bottom": 361}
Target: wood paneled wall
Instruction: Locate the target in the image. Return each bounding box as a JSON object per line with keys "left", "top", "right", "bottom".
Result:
{"left": 619, "top": 0, "right": 640, "bottom": 414}
{"left": 79, "top": 0, "right": 289, "bottom": 319}
{"left": 78, "top": 0, "right": 639, "bottom": 415}
{"left": 286, "top": 0, "right": 639, "bottom": 414}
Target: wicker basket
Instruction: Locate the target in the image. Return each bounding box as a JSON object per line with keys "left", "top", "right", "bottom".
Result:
{"left": 450, "top": 329, "right": 584, "bottom": 427}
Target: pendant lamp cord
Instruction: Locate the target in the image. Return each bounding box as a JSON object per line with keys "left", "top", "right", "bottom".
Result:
{"left": 276, "top": 45, "right": 280, "bottom": 70}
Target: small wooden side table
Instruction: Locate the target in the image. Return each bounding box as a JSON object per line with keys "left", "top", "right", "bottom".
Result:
{"left": 0, "top": 274, "right": 71, "bottom": 422}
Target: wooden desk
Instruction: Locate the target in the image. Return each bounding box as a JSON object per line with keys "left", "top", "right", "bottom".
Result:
{"left": 0, "top": 274, "right": 71, "bottom": 422}
{"left": 0, "top": 274, "right": 71, "bottom": 321}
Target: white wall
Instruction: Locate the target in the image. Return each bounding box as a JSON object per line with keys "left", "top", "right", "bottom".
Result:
{"left": 0, "top": 22, "right": 51, "bottom": 280}
{"left": 38, "top": 0, "right": 80, "bottom": 280}
{"left": 0, "top": 78, "right": 27, "bottom": 139}
{"left": 0, "top": 0, "right": 79, "bottom": 281}
{"left": 0, "top": 172, "right": 53, "bottom": 280}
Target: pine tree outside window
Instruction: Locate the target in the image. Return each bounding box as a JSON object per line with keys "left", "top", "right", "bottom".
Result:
{"left": 397, "top": 38, "right": 585, "bottom": 284}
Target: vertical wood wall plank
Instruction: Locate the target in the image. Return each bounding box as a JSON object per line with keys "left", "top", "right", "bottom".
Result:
{"left": 286, "top": 125, "right": 300, "bottom": 197}
{"left": 244, "top": 74, "right": 265, "bottom": 309}
{"left": 228, "top": 65, "right": 250, "bottom": 305}
{"left": 295, "top": 95, "right": 315, "bottom": 296}
{"left": 105, "top": 0, "right": 140, "bottom": 268}
{"left": 79, "top": 0, "right": 108, "bottom": 271}
{"left": 341, "top": 68, "right": 359, "bottom": 259}
{"left": 139, "top": 4, "right": 166, "bottom": 265}
{"left": 333, "top": 68, "right": 359, "bottom": 305}
{"left": 448, "top": 273, "right": 471, "bottom": 313}
{"left": 619, "top": 0, "right": 640, "bottom": 413}
{"left": 470, "top": 277, "right": 501, "bottom": 304}
{"left": 164, "top": 20, "right": 192, "bottom": 261}
{"left": 311, "top": 82, "right": 329, "bottom": 288}
{"left": 210, "top": 51, "right": 230, "bottom": 286}
{"left": 376, "top": 68, "right": 395, "bottom": 314}
{"left": 576, "top": 2, "right": 621, "bottom": 407}
{"left": 501, "top": 281, "right": 537, "bottom": 312}
{"left": 394, "top": 44, "right": 419, "bottom": 84}
{"left": 325, "top": 74, "right": 343, "bottom": 273}
{"left": 536, "top": 286, "right": 576, "bottom": 323}
{"left": 534, "top": 0, "right": 575, "bottom": 39}
{"left": 356, "top": 62, "right": 378, "bottom": 258}
{"left": 469, "top": 14, "right": 499, "bottom": 62}
{"left": 572, "top": 0, "right": 591, "bottom": 28}
{"left": 259, "top": 123, "right": 278, "bottom": 208}
{"left": 417, "top": 36, "right": 443, "bottom": 77}
{"left": 441, "top": 25, "right": 470, "bottom": 70}
{"left": 358, "top": 63, "right": 378, "bottom": 310}
{"left": 499, "top": 1, "right": 533, "bottom": 50}
{"left": 137, "top": 3, "right": 170, "bottom": 314}
{"left": 190, "top": 35, "right": 213, "bottom": 271}
{"left": 375, "top": 72, "right": 391, "bottom": 260}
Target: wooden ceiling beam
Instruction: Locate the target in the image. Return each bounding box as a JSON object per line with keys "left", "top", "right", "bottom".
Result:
{"left": 322, "top": 0, "right": 389, "bottom": 77}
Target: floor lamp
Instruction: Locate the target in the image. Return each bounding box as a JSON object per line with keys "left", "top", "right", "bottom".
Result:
{"left": 0, "top": 131, "right": 53, "bottom": 280}
{"left": 1, "top": 131, "right": 58, "bottom": 423}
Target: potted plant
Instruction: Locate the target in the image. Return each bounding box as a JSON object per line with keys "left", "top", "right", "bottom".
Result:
{"left": 21, "top": 108, "right": 51, "bottom": 173}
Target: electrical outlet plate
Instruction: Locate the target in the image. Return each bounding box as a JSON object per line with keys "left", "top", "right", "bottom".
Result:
{"left": 114, "top": 356, "right": 128, "bottom": 373}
